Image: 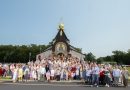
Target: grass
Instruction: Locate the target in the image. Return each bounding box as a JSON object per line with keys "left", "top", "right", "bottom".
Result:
{"left": 0, "top": 76, "right": 12, "bottom": 81}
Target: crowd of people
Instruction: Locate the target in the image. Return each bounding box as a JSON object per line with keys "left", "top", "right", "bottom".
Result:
{"left": 0, "top": 55, "right": 130, "bottom": 87}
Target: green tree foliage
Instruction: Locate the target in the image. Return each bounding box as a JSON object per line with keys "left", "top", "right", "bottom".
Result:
{"left": 85, "top": 50, "right": 130, "bottom": 65}
{"left": 0, "top": 44, "right": 49, "bottom": 63}
{"left": 84, "top": 52, "right": 96, "bottom": 62}
{"left": 0, "top": 44, "right": 130, "bottom": 65}
{"left": 75, "top": 48, "right": 82, "bottom": 53}
{"left": 97, "top": 50, "right": 130, "bottom": 65}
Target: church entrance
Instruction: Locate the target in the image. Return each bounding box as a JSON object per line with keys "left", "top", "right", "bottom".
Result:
{"left": 57, "top": 53, "right": 64, "bottom": 57}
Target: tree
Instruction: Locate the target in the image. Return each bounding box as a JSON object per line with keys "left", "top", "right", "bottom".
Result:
{"left": 85, "top": 52, "right": 96, "bottom": 62}
{"left": 112, "top": 50, "right": 126, "bottom": 64}
{"left": 0, "top": 44, "right": 49, "bottom": 63}
{"left": 97, "top": 57, "right": 104, "bottom": 64}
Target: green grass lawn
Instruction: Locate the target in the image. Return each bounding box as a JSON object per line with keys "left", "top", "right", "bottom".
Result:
{"left": 0, "top": 76, "right": 12, "bottom": 81}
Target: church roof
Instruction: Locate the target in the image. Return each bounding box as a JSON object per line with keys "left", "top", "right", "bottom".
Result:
{"left": 43, "top": 46, "right": 52, "bottom": 52}
{"left": 43, "top": 23, "right": 84, "bottom": 55}
{"left": 69, "top": 45, "right": 84, "bottom": 54}
{"left": 53, "top": 29, "right": 70, "bottom": 42}
{"left": 52, "top": 23, "right": 70, "bottom": 43}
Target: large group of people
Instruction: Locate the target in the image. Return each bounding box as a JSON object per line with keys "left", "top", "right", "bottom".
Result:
{"left": 0, "top": 55, "right": 130, "bottom": 87}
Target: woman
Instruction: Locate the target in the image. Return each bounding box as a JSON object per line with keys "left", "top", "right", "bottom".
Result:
{"left": 50, "top": 68, "right": 55, "bottom": 80}
{"left": 46, "top": 70, "right": 51, "bottom": 82}
{"left": 12, "top": 66, "right": 18, "bottom": 83}
{"left": 24, "top": 65, "right": 30, "bottom": 82}
{"left": 0, "top": 66, "right": 2, "bottom": 77}
{"left": 32, "top": 69, "right": 37, "bottom": 81}
{"left": 122, "top": 67, "right": 130, "bottom": 87}
{"left": 18, "top": 65, "right": 23, "bottom": 82}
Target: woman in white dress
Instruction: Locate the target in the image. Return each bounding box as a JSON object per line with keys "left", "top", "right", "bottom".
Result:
{"left": 46, "top": 70, "right": 51, "bottom": 82}
{"left": 12, "top": 66, "right": 18, "bottom": 83}
{"left": 32, "top": 69, "right": 37, "bottom": 81}
{"left": 50, "top": 68, "right": 55, "bottom": 80}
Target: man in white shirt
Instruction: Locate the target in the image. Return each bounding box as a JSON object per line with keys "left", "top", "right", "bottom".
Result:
{"left": 86, "top": 67, "right": 92, "bottom": 84}
{"left": 92, "top": 64, "right": 100, "bottom": 87}
{"left": 113, "top": 66, "right": 121, "bottom": 86}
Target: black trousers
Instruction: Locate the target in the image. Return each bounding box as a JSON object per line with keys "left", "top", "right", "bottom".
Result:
{"left": 56, "top": 75, "right": 60, "bottom": 81}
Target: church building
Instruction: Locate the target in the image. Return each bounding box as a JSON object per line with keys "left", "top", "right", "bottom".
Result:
{"left": 36, "top": 24, "right": 85, "bottom": 60}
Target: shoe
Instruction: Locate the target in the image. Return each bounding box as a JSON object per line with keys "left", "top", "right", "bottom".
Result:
{"left": 105, "top": 84, "right": 108, "bottom": 87}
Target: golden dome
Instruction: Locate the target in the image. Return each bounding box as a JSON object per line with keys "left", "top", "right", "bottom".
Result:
{"left": 59, "top": 23, "right": 64, "bottom": 30}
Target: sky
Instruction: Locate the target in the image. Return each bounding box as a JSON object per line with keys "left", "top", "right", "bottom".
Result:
{"left": 0, "top": 0, "right": 130, "bottom": 58}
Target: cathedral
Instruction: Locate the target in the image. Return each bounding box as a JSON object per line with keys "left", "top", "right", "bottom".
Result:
{"left": 36, "top": 23, "right": 85, "bottom": 60}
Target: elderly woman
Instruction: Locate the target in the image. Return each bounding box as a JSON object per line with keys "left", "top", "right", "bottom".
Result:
{"left": 122, "top": 67, "right": 130, "bottom": 87}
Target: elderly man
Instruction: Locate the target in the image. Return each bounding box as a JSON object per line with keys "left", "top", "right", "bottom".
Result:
{"left": 113, "top": 66, "right": 121, "bottom": 86}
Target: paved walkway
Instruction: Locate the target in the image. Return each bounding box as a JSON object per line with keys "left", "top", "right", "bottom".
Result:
{"left": 0, "top": 83, "right": 130, "bottom": 90}
{"left": 1, "top": 80, "right": 130, "bottom": 87}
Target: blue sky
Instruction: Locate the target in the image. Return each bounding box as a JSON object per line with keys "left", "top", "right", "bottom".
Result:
{"left": 0, "top": 0, "right": 130, "bottom": 58}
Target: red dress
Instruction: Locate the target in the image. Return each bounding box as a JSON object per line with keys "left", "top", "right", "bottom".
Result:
{"left": 0, "top": 68, "right": 3, "bottom": 76}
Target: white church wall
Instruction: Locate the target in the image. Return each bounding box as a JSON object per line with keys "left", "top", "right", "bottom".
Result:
{"left": 36, "top": 50, "right": 52, "bottom": 60}
{"left": 69, "top": 50, "right": 85, "bottom": 60}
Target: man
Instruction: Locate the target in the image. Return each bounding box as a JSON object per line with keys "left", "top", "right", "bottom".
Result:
{"left": 56, "top": 68, "right": 61, "bottom": 81}
{"left": 104, "top": 68, "right": 111, "bottom": 87}
{"left": 92, "top": 63, "right": 100, "bottom": 87}
{"left": 113, "top": 66, "right": 121, "bottom": 86}
{"left": 86, "top": 67, "right": 92, "bottom": 85}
